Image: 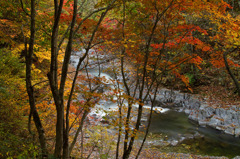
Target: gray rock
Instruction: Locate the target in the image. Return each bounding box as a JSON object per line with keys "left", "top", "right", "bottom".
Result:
{"left": 184, "top": 109, "right": 191, "bottom": 114}
{"left": 170, "top": 139, "right": 179, "bottom": 146}
{"left": 209, "top": 116, "right": 222, "bottom": 127}
{"left": 237, "top": 112, "right": 240, "bottom": 124}
{"left": 157, "top": 88, "right": 240, "bottom": 137}
{"left": 175, "top": 107, "right": 184, "bottom": 112}
{"left": 179, "top": 136, "right": 186, "bottom": 142}
{"left": 188, "top": 110, "right": 198, "bottom": 121}
{"left": 232, "top": 112, "right": 239, "bottom": 124}
{"left": 198, "top": 120, "right": 207, "bottom": 127}
{"left": 224, "top": 127, "right": 235, "bottom": 135}
{"left": 216, "top": 108, "right": 226, "bottom": 118}
{"left": 235, "top": 128, "right": 240, "bottom": 137}
{"left": 150, "top": 140, "right": 170, "bottom": 147}
{"left": 184, "top": 134, "right": 194, "bottom": 139}
{"left": 205, "top": 107, "right": 215, "bottom": 117}
{"left": 198, "top": 112, "right": 205, "bottom": 121}
{"left": 193, "top": 101, "right": 201, "bottom": 109}
{"left": 222, "top": 116, "right": 233, "bottom": 125}
{"left": 194, "top": 132, "right": 204, "bottom": 138}
{"left": 141, "top": 118, "right": 148, "bottom": 122}
{"left": 216, "top": 126, "right": 226, "bottom": 131}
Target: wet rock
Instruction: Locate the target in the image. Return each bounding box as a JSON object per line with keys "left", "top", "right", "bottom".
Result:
{"left": 216, "top": 108, "right": 226, "bottom": 118}
{"left": 189, "top": 110, "right": 198, "bottom": 121}
{"left": 179, "top": 136, "right": 186, "bottom": 143}
{"left": 183, "top": 134, "right": 194, "bottom": 139}
{"left": 205, "top": 106, "right": 215, "bottom": 118}
{"left": 169, "top": 139, "right": 179, "bottom": 146}
{"left": 232, "top": 112, "right": 239, "bottom": 124}
{"left": 235, "top": 128, "right": 240, "bottom": 137}
{"left": 193, "top": 132, "right": 204, "bottom": 138}
{"left": 147, "top": 140, "right": 170, "bottom": 147}
{"left": 216, "top": 126, "right": 226, "bottom": 131}
{"left": 152, "top": 88, "right": 240, "bottom": 137}
{"left": 192, "top": 101, "right": 201, "bottom": 109}
{"left": 141, "top": 118, "right": 148, "bottom": 122}
{"left": 224, "top": 127, "right": 235, "bottom": 135}
{"left": 208, "top": 116, "right": 222, "bottom": 128}
{"left": 174, "top": 107, "right": 184, "bottom": 112}
{"left": 184, "top": 109, "right": 191, "bottom": 114}
{"left": 198, "top": 120, "right": 207, "bottom": 127}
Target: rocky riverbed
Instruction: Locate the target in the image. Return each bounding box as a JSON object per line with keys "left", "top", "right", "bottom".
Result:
{"left": 147, "top": 88, "right": 240, "bottom": 137}
{"left": 70, "top": 49, "right": 240, "bottom": 158}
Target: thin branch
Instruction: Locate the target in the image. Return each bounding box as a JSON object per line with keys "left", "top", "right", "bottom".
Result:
{"left": 20, "top": 0, "right": 30, "bottom": 17}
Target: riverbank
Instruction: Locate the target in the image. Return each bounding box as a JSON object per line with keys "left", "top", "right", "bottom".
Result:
{"left": 69, "top": 50, "right": 240, "bottom": 158}
{"left": 138, "top": 150, "right": 229, "bottom": 159}
{"left": 148, "top": 88, "right": 240, "bottom": 137}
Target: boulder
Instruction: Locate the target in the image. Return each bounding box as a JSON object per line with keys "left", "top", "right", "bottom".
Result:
{"left": 224, "top": 127, "right": 235, "bottom": 135}
{"left": 216, "top": 108, "right": 226, "bottom": 118}
{"left": 208, "top": 116, "right": 222, "bottom": 128}
{"left": 216, "top": 126, "right": 226, "bottom": 131}
{"left": 222, "top": 116, "right": 233, "bottom": 126}
{"left": 205, "top": 107, "right": 215, "bottom": 118}
{"left": 188, "top": 110, "right": 198, "bottom": 121}
{"left": 198, "top": 120, "right": 207, "bottom": 127}
{"left": 235, "top": 128, "right": 240, "bottom": 137}
{"left": 184, "top": 109, "right": 191, "bottom": 114}
{"left": 157, "top": 88, "right": 240, "bottom": 137}
{"left": 169, "top": 139, "right": 179, "bottom": 146}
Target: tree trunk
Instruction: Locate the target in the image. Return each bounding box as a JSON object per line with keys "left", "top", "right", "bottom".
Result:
{"left": 49, "top": 0, "right": 64, "bottom": 157}
{"left": 223, "top": 51, "right": 240, "bottom": 97}
{"left": 65, "top": 1, "right": 117, "bottom": 157}
{"left": 25, "top": 0, "right": 47, "bottom": 156}
{"left": 62, "top": 0, "right": 78, "bottom": 157}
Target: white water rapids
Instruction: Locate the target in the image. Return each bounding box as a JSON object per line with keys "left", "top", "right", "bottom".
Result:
{"left": 70, "top": 49, "right": 169, "bottom": 121}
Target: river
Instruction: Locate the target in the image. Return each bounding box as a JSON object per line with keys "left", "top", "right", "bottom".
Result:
{"left": 148, "top": 110, "right": 240, "bottom": 158}
{"left": 70, "top": 50, "right": 240, "bottom": 158}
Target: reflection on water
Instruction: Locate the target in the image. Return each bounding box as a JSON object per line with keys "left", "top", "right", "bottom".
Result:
{"left": 149, "top": 110, "right": 240, "bottom": 158}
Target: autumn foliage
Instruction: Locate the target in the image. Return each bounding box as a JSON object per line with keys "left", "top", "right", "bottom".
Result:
{"left": 0, "top": 0, "right": 239, "bottom": 158}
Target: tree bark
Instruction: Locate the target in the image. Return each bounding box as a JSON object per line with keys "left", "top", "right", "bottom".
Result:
{"left": 48, "top": 0, "right": 65, "bottom": 158}
{"left": 122, "top": 2, "right": 174, "bottom": 158}
{"left": 25, "top": 0, "right": 47, "bottom": 156}
{"left": 223, "top": 51, "right": 240, "bottom": 97}
{"left": 122, "top": 8, "right": 160, "bottom": 159}
{"left": 62, "top": 0, "right": 78, "bottom": 158}
{"left": 135, "top": 83, "right": 160, "bottom": 159}
{"left": 65, "top": 1, "right": 117, "bottom": 157}
{"left": 48, "top": 0, "right": 116, "bottom": 157}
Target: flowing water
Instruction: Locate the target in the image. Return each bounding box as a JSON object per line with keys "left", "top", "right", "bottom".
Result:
{"left": 149, "top": 110, "right": 240, "bottom": 158}
{"left": 71, "top": 50, "right": 240, "bottom": 158}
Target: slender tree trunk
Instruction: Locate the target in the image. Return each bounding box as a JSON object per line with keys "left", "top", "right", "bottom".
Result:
{"left": 48, "top": 0, "right": 64, "bottom": 157}
{"left": 135, "top": 83, "right": 160, "bottom": 159}
{"left": 66, "top": 1, "right": 117, "bottom": 157}
{"left": 122, "top": 2, "right": 175, "bottom": 157}
{"left": 69, "top": 111, "right": 88, "bottom": 154}
{"left": 223, "top": 51, "right": 240, "bottom": 97}
{"left": 62, "top": 0, "right": 78, "bottom": 158}
{"left": 25, "top": 0, "right": 47, "bottom": 156}
{"left": 122, "top": 10, "right": 160, "bottom": 159}
{"left": 54, "top": 104, "right": 64, "bottom": 158}
{"left": 48, "top": 0, "right": 116, "bottom": 157}
{"left": 113, "top": 64, "right": 124, "bottom": 159}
